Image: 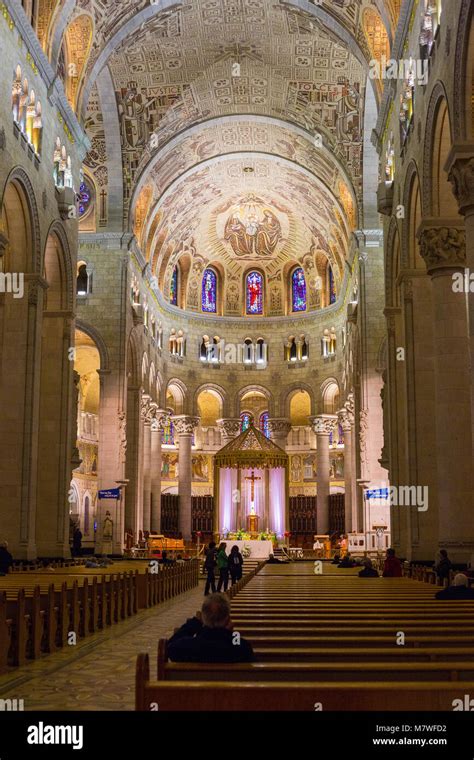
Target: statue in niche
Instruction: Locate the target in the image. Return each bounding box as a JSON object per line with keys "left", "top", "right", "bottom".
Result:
{"left": 321, "top": 329, "right": 330, "bottom": 358}
{"left": 169, "top": 328, "right": 177, "bottom": 355}
{"left": 176, "top": 330, "right": 185, "bottom": 357}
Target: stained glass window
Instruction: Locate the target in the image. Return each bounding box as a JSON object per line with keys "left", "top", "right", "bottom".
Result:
{"left": 78, "top": 182, "right": 92, "bottom": 218}
{"left": 240, "top": 412, "right": 253, "bottom": 432}
{"left": 246, "top": 271, "right": 263, "bottom": 315}
{"left": 259, "top": 411, "right": 270, "bottom": 439}
{"left": 170, "top": 265, "right": 178, "bottom": 306}
{"left": 202, "top": 268, "right": 217, "bottom": 313}
{"left": 292, "top": 267, "right": 307, "bottom": 312}
{"left": 162, "top": 418, "right": 174, "bottom": 445}
{"left": 329, "top": 266, "right": 336, "bottom": 305}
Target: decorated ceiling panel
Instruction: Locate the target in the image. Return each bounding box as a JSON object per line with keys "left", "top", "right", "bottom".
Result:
{"left": 102, "top": 0, "right": 365, "bottom": 213}
{"left": 145, "top": 156, "right": 349, "bottom": 317}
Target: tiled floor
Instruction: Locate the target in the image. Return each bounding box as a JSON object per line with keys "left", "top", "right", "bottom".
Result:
{"left": 0, "top": 580, "right": 206, "bottom": 711}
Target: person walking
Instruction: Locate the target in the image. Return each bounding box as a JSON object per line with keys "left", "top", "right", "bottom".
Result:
{"left": 228, "top": 544, "right": 243, "bottom": 585}
{"left": 216, "top": 542, "right": 229, "bottom": 592}
{"left": 203, "top": 541, "right": 217, "bottom": 596}
{"left": 434, "top": 549, "right": 452, "bottom": 583}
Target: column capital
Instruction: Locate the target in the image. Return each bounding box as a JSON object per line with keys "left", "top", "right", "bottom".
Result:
{"left": 445, "top": 142, "right": 474, "bottom": 215}
{"left": 267, "top": 418, "right": 292, "bottom": 436}
{"left": 337, "top": 408, "right": 352, "bottom": 432}
{"left": 140, "top": 393, "right": 152, "bottom": 422}
{"left": 310, "top": 414, "right": 338, "bottom": 436}
{"left": 216, "top": 418, "right": 241, "bottom": 440}
{"left": 172, "top": 415, "right": 200, "bottom": 436}
{"left": 150, "top": 407, "right": 170, "bottom": 431}
{"left": 417, "top": 220, "right": 466, "bottom": 275}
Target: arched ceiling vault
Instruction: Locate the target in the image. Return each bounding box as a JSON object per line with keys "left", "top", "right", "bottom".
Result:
{"left": 76, "top": 0, "right": 397, "bottom": 312}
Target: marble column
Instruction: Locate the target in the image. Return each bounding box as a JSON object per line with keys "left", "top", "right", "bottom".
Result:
{"left": 338, "top": 406, "right": 354, "bottom": 533}
{"left": 310, "top": 414, "right": 337, "bottom": 534}
{"left": 216, "top": 418, "right": 241, "bottom": 445}
{"left": 172, "top": 415, "right": 200, "bottom": 540}
{"left": 267, "top": 418, "right": 291, "bottom": 450}
{"left": 418, "top": 220, "right": 474, "bottom": 561}
{"left": 150, "top": 408, "right": 168, "bottom": 533}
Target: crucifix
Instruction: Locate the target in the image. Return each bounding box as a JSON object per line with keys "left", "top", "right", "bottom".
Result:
{"left": 245, "top": 470, "right": 261, "bottom": 514}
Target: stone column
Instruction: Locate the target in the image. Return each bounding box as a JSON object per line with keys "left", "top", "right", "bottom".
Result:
{"left": 216, "top": 418, "right": 241, "bottom": 445}
{"left": 310, "top": 415, "right": 337, "bottom": 534}
{"left": 97, "top": 369, "right": 127, "bottom": 555}
{"left": 447, "top": 146, "right": 474, "bottom": 465}
{"left": 150, "top": 408, "right": 168, "bottom": 533}
{"left": 267, "top": 418, "right": 291, "bottom": 450}
{"left": 140, "top": 394, "right": 151, "bottom": 534}
{"left": 338, "top": 406, "right": 354, "bottom": 534}
{"left": 142, "top": 417, "right": 152, "bottom": 534}
{"left": 172, "top": 415, "right": 200, "bottom": 541}
{"left": 418, "top": 220, "right": 474, "bottom": 561}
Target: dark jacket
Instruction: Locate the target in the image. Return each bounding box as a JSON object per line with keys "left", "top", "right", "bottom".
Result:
{"left": 383, "top": 556, "right": 403, "bottom": 577}
{"left": 204, "top": 548, "right": 217, "bottom": 571}
{"left": 0, "top": 547, "right": 13, "bottom": 575}
{"left": 338, "top": 558, "right": 356, "bottom": 568}
{"left": 435, "top": 558, "right": 452, "bottom": 580}
{"left": 167, "top": 617, "right": 254, "bottom": 663}
{"left": 228, "top": 551, "right": 243, "bottom": 574}
{"left": 435, "top": 585, "right": 474, "bottom": 600}
{"left": 358, "top": 567, "right": 379, "bottom": 578}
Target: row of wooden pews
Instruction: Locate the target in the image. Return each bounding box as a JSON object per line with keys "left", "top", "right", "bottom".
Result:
{"left": 0, "top": 560, "right": 199, "bottom": 673}
{"left": 136, "top": 562, "right": 474, "bottom": 711}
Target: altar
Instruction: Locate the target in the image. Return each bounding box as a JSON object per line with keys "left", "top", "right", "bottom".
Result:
{"left": 220, "top": 540, "right": 274, "bottom": 559}
{"left": 213, "top": 424, "right": 289, "bottom": 537}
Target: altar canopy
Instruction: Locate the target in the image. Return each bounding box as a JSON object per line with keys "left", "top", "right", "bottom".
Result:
{"left": 213, "top": 425, "right": 289, "bottom": 536}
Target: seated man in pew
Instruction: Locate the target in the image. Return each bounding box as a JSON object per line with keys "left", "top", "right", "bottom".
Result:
{"left": 0, "top": 541, "right": 13, "bottom": 575}
{"left": 358, "top": 558, "right": 379, "bottom": 578}
{"left": 167, "top": 593, "right": 254, "bottom": 664}
{"left": 382, "top": 548, "right": 403, "bottom": 577}
{"left": 435, "top": 573, "right": 474, "bottom": 600}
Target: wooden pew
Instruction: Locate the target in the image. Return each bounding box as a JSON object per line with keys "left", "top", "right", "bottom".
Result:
{"left": 136, "top": 653, "right": 474, "bottom": 711}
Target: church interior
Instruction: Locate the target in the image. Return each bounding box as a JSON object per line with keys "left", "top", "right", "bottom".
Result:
{"left": 1, "top": 0, "right": 474, "bottom": 726}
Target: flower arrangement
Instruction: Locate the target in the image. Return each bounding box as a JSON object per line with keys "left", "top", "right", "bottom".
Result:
{"left": 258, "top": 531, "right": 278, "bottom": 542}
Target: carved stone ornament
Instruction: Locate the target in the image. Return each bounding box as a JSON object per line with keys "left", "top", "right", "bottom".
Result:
{"left": 140, "top": 394, "right": 152, "bottom": 422}
{"left": 419, "top": 226, "right": 466, "bottom": 273}
{"left": 0, "top": 127, "right": 5, "bottom": 151}
{"left": 151, "top": 408, "right": 170, "bottom": 432}
{"left": 266, "top": 418, "right": 292, "bottom": 436}
{"left": 216, "top": 418, "right": 241, "bottom": 440}
{"left": 337, "top": 408, "right": 352, "bottom": 433}
{"left": 172, "top": 415, "right": 200, "bottom": 436}
{"left": 310, "top": 414, "right": 337, "bottom": 436}
{"left": 448, "top": 157, "right": 474, "bottom": 214}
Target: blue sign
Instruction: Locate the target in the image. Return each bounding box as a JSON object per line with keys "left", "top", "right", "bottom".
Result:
{"left": 366, "top": 488, "right": 389, "bottom": 500}
{"left": 98, "top": 488, "right": 120, "bottom": 500}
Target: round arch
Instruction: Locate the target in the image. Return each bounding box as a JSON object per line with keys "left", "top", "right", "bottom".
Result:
{"left": 1, "top": 167, "right": 40, "bottom": 273}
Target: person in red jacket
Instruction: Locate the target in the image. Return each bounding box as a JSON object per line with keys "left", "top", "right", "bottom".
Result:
{"left": 382, "top": 548, "right": 403, "bottom": 577}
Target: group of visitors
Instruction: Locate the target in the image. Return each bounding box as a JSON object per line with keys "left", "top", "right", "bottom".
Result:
{"left": 203, "top": 542, "right": 243, "bottom": 595}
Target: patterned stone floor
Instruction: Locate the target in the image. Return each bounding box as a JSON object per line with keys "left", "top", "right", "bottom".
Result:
{"left": 0, "top": 580, "right": 206, "bottom": 711}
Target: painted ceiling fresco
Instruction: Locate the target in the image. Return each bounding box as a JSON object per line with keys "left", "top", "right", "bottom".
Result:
{"left": 142, "top": 155, "right": 349, "bottom": 316}
{"left": 105, "top": 0, "right": 365, "bottom": 213}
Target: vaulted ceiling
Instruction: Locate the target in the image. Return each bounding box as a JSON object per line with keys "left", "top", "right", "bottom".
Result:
{"left": 38, "top": 0, "right": 397, "bottom": 309}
